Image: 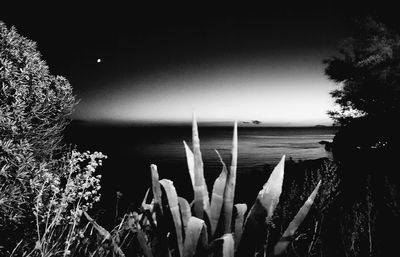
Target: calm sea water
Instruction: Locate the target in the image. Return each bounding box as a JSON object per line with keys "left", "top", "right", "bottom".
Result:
{"left": 65, "top": 124, "right": 335, "bottom": 168}
{"left": 64, "top": 124, "right": 336, "bottom": 214}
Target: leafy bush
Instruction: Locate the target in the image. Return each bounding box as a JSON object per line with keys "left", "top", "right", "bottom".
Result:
{"left": 0, "top": 21, "right": 76, "bottom": 158}
{"left": 0, "top": 21, "right": 107, "bottom": 256}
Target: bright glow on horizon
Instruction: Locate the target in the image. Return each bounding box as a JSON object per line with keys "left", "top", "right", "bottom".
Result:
{"left": 74, "top": 55, "right": 336, "bottom": 126}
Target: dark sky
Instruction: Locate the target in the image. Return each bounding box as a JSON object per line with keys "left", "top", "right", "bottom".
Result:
{"left": 1, "top": 2, "right": 399, "bottom": 125}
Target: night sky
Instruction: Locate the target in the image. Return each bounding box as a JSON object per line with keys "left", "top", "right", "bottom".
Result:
{"left": 1, "top": 2, "right": 398, "bottom": 126}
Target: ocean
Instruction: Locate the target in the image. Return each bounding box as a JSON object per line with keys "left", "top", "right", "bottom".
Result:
{"left": 64, "top": 123, "right": 336, "bottom": 219}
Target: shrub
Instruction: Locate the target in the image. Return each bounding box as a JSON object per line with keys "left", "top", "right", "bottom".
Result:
{"left": 0, "top": 21, "right": 76, "bottom": 158}
{"left": 0, "top": 20, "right": 86, "bottom": 255}
{"left": 17, "top": 150, "right": 106, "bottom": 257}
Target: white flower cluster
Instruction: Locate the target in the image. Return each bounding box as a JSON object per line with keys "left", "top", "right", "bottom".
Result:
{"left": 63, "top": 150, "right": 106, "bottom": 212}
{"left": 30, "top": 150, "right": 107, "bottom": 242}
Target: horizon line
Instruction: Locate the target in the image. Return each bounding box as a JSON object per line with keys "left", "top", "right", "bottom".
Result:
{"left": 70, "top": 118, "right": 334, "bottom": 127}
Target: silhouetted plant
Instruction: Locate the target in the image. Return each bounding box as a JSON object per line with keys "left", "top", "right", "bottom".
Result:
{"left": 324, "top": 17, "right": 400, "bottom": 126}
{"left": 339, "top": 175, "right": 377, "bottom": 257}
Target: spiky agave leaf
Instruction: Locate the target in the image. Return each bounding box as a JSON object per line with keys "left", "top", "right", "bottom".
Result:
{"left": 183, "top": 140, "right": 195, "bottom": 187}
{"left": 258, "top": 155, "right": 285, "bottom": 218}
{"left": 159, "top": 179, "right": 184, "bottom": 257}
{"left": 236, "top": 156, "right": 285, "bottom": 257}
{"left": 273, "top": 180, "right": 322, "bottom": 256}
{"left": 150, "top": 164, "right": 163, "bottom": 215}
{"left": 233, "top": 203, "right": 247, "bottom": 248}
{"left": 192, "top": 112, "right": 210, "bottom": 219}
{"left": 222, "top": 121, "right": 238, "bottom": 233}
{"left": 182, "top": 216, "right": 208, "bottom": 257}
{"left": 210, "top": 150, "right": 228, "bottom": 237}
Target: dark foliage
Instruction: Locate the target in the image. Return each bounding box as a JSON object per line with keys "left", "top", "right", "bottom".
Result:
{"left": 325, "top": 18, "right": 400, "bottom": 257}
{"left": 324, "top": 17, "right": 400, "bottom": 125}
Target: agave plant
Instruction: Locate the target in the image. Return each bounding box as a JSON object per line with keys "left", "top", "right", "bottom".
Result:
{"left": 137, "top": 113, "right": 321, "bottom": 257}
{"left": 85, "top": 113, "right": 321, "bottom": 257}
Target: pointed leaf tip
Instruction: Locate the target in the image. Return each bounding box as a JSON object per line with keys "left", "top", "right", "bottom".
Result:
{"left": 233, "top": 120, "right": 238, "bottom": 142}
{"left": 150, "top": 165, "right": 162, "bottom": 208}
{"left": 192, "top": 111, "right": 197, "bottom": 127}
{"left": 191, "top": 112, "right": 210, "bottom": 219}
{"left": 258, "top": 155, "right": 285, "bottom": 218}
{"left": 222, "top": 122, "right": 238, "bottom": 234}
{"left": 231, "top": 120, "right": 238, "bottom": 169}
{"left": 273, "top": 179, "right": 322, "bottom": 256}
{"left": 215, "top": 150, "right": 225, "bottom": 165}
{"left": 308, "top": 180, "right": 322, "bottom": 203}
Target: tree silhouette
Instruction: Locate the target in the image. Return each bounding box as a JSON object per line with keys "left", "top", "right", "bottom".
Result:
{"left": 324, "top": 17, "right": 400, "bottom": 125}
